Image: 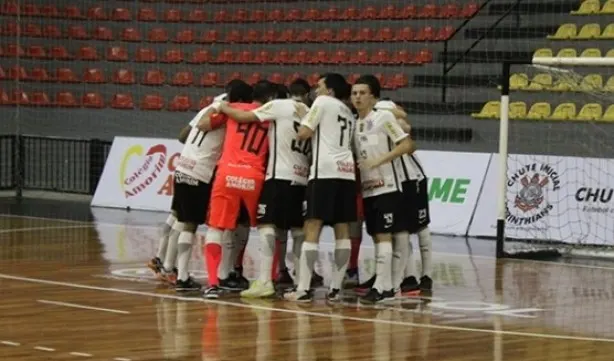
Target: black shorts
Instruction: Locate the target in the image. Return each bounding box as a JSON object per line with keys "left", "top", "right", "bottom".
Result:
{"left": 363, "top": 192, "right": 406, "bottom": 236}
{"left": 402, "top": 178, "right": 431, "bottom": 233}
{"left": 257, "top": 179, "right": 306, "bottom": 229}
{"left": 172, "top": 171, "right": 213, "bottom": 225}
{"left": 305, "top": 179, "right": 357, "bottom": 226}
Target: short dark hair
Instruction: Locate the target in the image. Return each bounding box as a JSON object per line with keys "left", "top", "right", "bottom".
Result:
{"left": 354, "top": 74, "right": 381, "bottom": 98}
{"left": 252, "top": 80, "right": 277, "bottom": 103}
{"left": 226, "top": 80, "right": 253, "bottom": 102}
{"left": 275, "top": 83, "right": 289, "bottom": 99}
{"left": 289, "top": 78, "right": 311, "bottom": 96}
{"left": 321, "top": 73, "right": 351, "bottom": 100}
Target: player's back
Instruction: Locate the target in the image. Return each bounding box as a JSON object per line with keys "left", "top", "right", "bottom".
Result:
{"left": 219, "top": 102, "right": 269, "bottom": 174}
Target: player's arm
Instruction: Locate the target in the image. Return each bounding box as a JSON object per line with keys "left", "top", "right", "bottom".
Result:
{"left": 365, "top": 113, "right": 415, "bottom": 169}
{"left": 196, "top": 103, "right": 227, "bottom": 131}
{"left": 178, "top": 125, "right": 191, "bottom": 144}
{"left": 218, "top": 102, "right": 260, "bottom": 123}
{"left": 297, "top": 99, "right": 323, "bottom": 140}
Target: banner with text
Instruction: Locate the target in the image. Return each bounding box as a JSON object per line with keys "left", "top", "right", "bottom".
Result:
{"left": 91, "top": 137, "right": 183, "bottom": 211}
{"left": 469, "top": 154, "right": 614, "bottom": 244}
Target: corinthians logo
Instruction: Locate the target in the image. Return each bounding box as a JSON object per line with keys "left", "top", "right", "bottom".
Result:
{"left": 506, "top": 163, "right": 561, "bottom": 225}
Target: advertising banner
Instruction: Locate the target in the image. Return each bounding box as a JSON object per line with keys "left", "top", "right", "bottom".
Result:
{"left": 91, "top": 137, "right": 183, "bottom": 211}
{"left": 469, "top": 154, "right": 614, "bottom": 244}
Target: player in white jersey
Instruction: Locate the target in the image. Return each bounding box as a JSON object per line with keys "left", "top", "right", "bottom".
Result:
{"left": 351, "top": 75, "right": 415, "bottom": 303}
{"left": 214, "top": 84, "right": 311, "bottom": 298}
{"left": 283, "top": 73, "right": 357, "bottom": 303}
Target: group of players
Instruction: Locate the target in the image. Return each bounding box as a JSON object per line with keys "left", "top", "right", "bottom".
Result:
{"left": 147, "top": 73, "right": 434, "bottom": 304}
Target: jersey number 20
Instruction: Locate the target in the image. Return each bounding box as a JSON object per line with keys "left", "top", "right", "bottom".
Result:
{"left": 291, "top": 122, "right": 311, "bottom": 156}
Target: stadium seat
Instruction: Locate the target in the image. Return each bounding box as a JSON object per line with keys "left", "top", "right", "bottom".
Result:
{"left": 606, "top": 49, "right": 614, "bottom": 57}
{"left": 200, "top": 30, "right": 219, "bottom": 43}
{"left": 55, "top": 91, "right": 79, "bottom": 107}
{"left": 187, "top": 49, "right": 210, "bottom": 64}
{"left": 285, "top": 72, "right": 302, "bottom": 86}
{"left": 439, "top": 3, "right": 460, "bottom": 18}
{"left": 602, "top": 104, "right": 614, "bottom": 121}
{"left": 169, "top": 95, "right": 192, "bottom": 111}
{"left": 112, "top": 8, "right": 131, "bottom": 21}
{"left": 435, "top": 26, "right": 455, "bottom": 41}
{"left": 212, "top": 50, "right": 233, "bottom": 63}
{"left": 526, "top": 73, "right": 552, "bottom": 91}
{"left": 214, "top": 10, "right": 229, "bottom": 22}
{"left": 272, "top": 50, "right": 291, "bottom": 64}
{"left": 30, "top": 67, "right": 50, "bottom": 82}
{"left": 200, "top": 72, "right": 218, "bottom": 87}
{"left": 605, "top": 75, "right": 614, "bottom": 91}
{"left": 56, "top": 68, "right": 78, "bottom": 82}
{"left": 164, "top": 9, "right": 182, "bottom": 22}
{"left": 510, "top": 73, "right": 529, "bottom": 90}
{"left": 64, "top": 5, "right": 84, "bottom": 19}
{"left": 142, "top": 69, "right": 165, "bottom": 85}
{"left": 307, "top": 73, "right": 320, "bottom": 87}
{"left": 161, "top": 49, "right": 183, "bottom": 63}
{"left": 267, "top": 9, "right": 283, "bottom": 22}
{"left": 374, "top": 27, "right": 394, "bottom": 42}
{"left": 0, "top": 1, "right": 18, "bottom": 15}
{"left": 107, "top": 46, "right": 128, "bottom": 61}
{"left": 268, "top": 73, "right": 284, "bottom": 83}
{"left": 175, "top": 29, "right": 195, "bottom": 43}
{"left": 296, "top": 29, "right": 316, "bottom": 42}
{"left": 571, "top": 0, "right": 600, "bottom": 14}
{"left": 7, "top": 66, "right": 27, "bottom": 80}
{"left": 471, "top": 101, "right": 500, "bottom": 119}
{"left": 368, "top": 50, "right": 390, "bottom": 64}
{"left": 415, "top": 26, "right": 436, "bottom": 41}
{"left": 247, "top": 72, "right": 262, "bottom": 85}
{"left": 233, "top": 9, "right": 249, "bottom": 22}
{"left": 417, "top": 4, "right": 438, "bottom": 18}
{"left": 30, "top": 91, "right": 51, "bottom": 107}
{"left": 198, "top": 96, "right": 214, "bottom": 109}
{"left": 415, "top": 49, "right": 433, "bottom": 64}
{"left": 575, "top": 23, "right": 601, "bottom": 39}
{"left": 136, "top": 48, "right": 156, "bottom": 62}
{"left": 548, "top": 103, "right": 576, "bottom": 120}
{"left": 580, "top": 48, "right": 601, "bottom": 57}
{"left": 321, "top": 7, "right": 340, "bottom": 20}
{"left": 509, "top": 101, "right": 527, "bottom": 119}
{"left": 599, "top": 24, "right": 614, "bottom": 39}
{"left": 113, "top": 69, "right": 135, "bottom": 84}
{"left": 334, "top": 28, "right": 353, "bottom": 42}
{"left": 111, "top": 93, "right": 134, "bottom": 109}
{"left": 250, "top": 9, "right": 266, "bottom": 22}
{"left": 579, "top": 74, "right": 603, "bottom": 91}
{"left": 25, "top": 45, "right": 48, "bottom": 59}
{"left": 138, "top": 7, "right": 157, "bottom": 21}
{"left": 360, "top": 6, "right": 377, "bottom": 20}
{"left": 602, "top": 0, "right": 614, "bottom": 14}
{"left": 42, "top": 25, "right": 62, "bottom": 38}
{"left": 244, "top": 29, "right": 260, "bottom": 43}
{"left": 550, "top": 77, "right": 575, "bottom": 92}
{"left": 557, "top": 48, "right": 577, "bottom": 57}
{"left": 278, "top": 29, "right": 295, "bottom": 43}
{"left": 526, "top": 102, "right": 552, "bottom": 119}
{"left": 148, "top": 28, "right": 169, "bottom": 42}
{"left": 388, "top": 73, "right": 409, "bottom": 89}
{"left": 317, "top": 28, "right": 335, "bottom": 42}
{"left": 23, "top": 23, "right": 41, "bottom": 37}
{"left": 50, "top": 46, "right": 71, "bottom": 59}
{"left": 141, "top": 94, "right": 164, "bottom": 110}
{"left": 9, "top": 90, "right": 29, "bottom": 106}
{"left": 172, "top": 71, "right": 194, "bottom": 86}
{"left": 533, "top": 48, "right": 553, "bottom": 57}
{"left": 68, "top": 25, "right": 89, "bottom": 39}
{"left": 340, "top": 7, "right": 359, "bottom": 20}
{"left": 285, "top": 9, "right": 302, "bottom": 21}
{"left": 0, "top": 66, "right": 4, "bottom": 80}
{"left": 353, "top": 28, "right": 374, "bottom": 42}
{"left": 121, "top": 27, "right": 141, "bottom": 42}
{"left": 93, "top": 26, "right": 113, "bottom": 41}
{"left": 186, "top": 8, "right": 206, "bottom": 22}
{"left": 575, "top": 103, "right": 602, "bottom": 120}
{"left": 83, "top": 93, "right": 104, "bottom": 108}
{"left": 77, "top": 46, "right": 98, "bottom": 60}
{"left": 225, "top": 30, "right": 242, "bottom": 43}
{"left": 39, "top": 4, "right": 58, "bottom": 17}
{"left": 547, "top": 24, "right": 577, "bottom": 39}
{"left": 253, "top": 50, "right": 271, "bottom": 64}
{"left": 83, "top": 68, "right": 105, "bottom": 83}
{"left": 87, "top": 6, "right": 107, "bottom": 20}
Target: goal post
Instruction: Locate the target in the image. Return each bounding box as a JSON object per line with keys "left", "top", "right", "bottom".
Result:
{"left": 495, "top": 57, "right": 614, "bottom": 259}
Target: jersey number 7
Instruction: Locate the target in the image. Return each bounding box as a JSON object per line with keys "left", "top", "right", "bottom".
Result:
{"left": 337, "top": 116, "right": 352, "bottom": 147}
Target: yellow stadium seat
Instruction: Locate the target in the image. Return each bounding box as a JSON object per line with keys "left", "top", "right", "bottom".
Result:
{"left": 510, "top": 73, "right": 529, "bottom": 90}
{"left": 548, "top": 103, "right": 577, "bottom": 120}
{"left": 606, "top": 49, "right": 614, "bottom": 57}
{"left": 533, "top": 48, "right": 553, "bottom": 58}
{"left": 598, "top": 24, "right": 614, "bottom": 39}
{"left": 575, "top": 103, "right": 603, "bottom": 121}
{"left": 571, "top": 0, "right": 600, "bottom": 14}
{"left": 509, "top": 102, "right": 527, "bottom": 119}
{"left": 574, "top": 23, "right": 601, "bottom": 39}
{"left": 604, "top": 76, "right": 614, "bottom": 91}
{"left": 601, "top": 0, "right": 614, "bottom": 14}
{"left": 471, "top": 101, "right": 500, "bottom": 119}
{"left": 547, "top": 24, "right": 577, "bottom": 39}
{"left": 579, "top": 74, "right": 603, "bottom": 91}
{"left": 551, "top": 78, "right": 576, "bottom": 92}
{"left": 526, "top": 73, "right": 553, "bottom": 91}
{"left": 580, "top": 48, "right": 601, "bottom": 57}
{"left": 601, "top": 105, "right": 614, "bottom": 121}
{"left": 557, "top": 48, "right": 578, "bottom": 57}
{"left": 526, "top": 102, "right": 552, "bottom": 120}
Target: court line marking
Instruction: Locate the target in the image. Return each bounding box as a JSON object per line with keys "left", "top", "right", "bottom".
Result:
{"left": 114, "top": 358, "right": 132, "bottom": 361}
{"left": 34, "top": 346, "right": 55, "bottom": 352}
{"left": 1, "top": 340, "right": 20, "bottom": 346}
{"left": 69, "top": 351, "right": 93, "bottom": 357}
{"left": 37, "top": 299, "right": 130, "bottom": 315}
{"left": 2, "top": 273, "right": 614, "bottom": 343}
{"left": 0, "top": 225, "right": 94, "bottom": 234}
{"left": 3, "top": 213, "right": 614, "bottom": 272}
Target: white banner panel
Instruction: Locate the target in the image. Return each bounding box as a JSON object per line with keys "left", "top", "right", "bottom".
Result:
{"left": 469, "top": 154, "right": 614, "bottom": 244}
{"left": 91, "top": 137, "right": 183, "bottom": 211}
{"left": 416, "top": 151, "right": 492, "bottom": 236}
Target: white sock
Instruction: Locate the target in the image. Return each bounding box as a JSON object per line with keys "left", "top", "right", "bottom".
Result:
{"left": 258, "top": 226, "right": 276, "bottom": 283}
{"left": 163, "top": 222, "right": 184, "bottom": 271}
{"left": 218, "top": 230, "right": 234, "bottom": 280}
{"left": 373, "top": 242, "right": 393, "bottom": 293}
{"left": 297, "top": 242, "right": 318, "bottom": 292}
{"left": 156, "top": 214, "right": 177, "bottom": 260}
{"left": 417, "top": 227, "right": 432, "bottom": 277}
{"left": 232, "top": 224, "right": 250, "bottom": 269}
{"left": 404, "top": 237, "right": 417, "bottom": 278}
{"left": 392, "top": 232, "right": 409, "bottom": 290}
{"left": 176, "top": 231, "right": 194, "bottom": 281}
{"left": 290, "top": 228, "right": 304, "bottom": 282}
{"left": 330, "top": 239, "right": 351, "bottom": 291}
{"left": 275, "top": 228, "right": 288, "bottom": 270}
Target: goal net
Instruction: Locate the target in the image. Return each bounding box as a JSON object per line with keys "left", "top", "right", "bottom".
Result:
{"left": 491, "top": 57, "right": 614, "bottom": 259}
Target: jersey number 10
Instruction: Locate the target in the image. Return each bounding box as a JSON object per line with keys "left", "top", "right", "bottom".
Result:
{"left": 237, "top": 123, "right": 268, "bottom": 155}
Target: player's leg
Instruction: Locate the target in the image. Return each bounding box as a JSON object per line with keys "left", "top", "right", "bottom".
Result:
{"left": 218, "top": 225, "right": 248, "bottom": 292}
{"left": 278, "top": 183, "right": 306, "bottom": 287}
{"left": 399, "top": 179, "right": 422, "bottom": 294}
{"left": 274, "top": 228, "right": 288, "bottom": 281}
{"left": 345, "top": 220, "right": 362, "bottom": 286}
{"left": 232, "top": 222, "right": 250, "bottom": 276}
{"left": 148, "top": 210, "right": 177, "bottom": 275}
{"left": 415, "top": 177, "right": 433, "bottom": 291}
{"left": 160, "top": 218, "right": 184, "bottom": 285}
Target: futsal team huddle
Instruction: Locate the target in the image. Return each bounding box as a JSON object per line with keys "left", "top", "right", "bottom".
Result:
{"left": 147, "top": 73, "right": 434, "bottom": 304}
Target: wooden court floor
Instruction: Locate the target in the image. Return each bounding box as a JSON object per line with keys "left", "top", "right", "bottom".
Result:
{"left": 2, "top": 212, "right": 614, "bottom": 361}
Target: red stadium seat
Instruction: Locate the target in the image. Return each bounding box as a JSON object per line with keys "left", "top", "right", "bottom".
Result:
{"left": 107, "top": 46, "right": 128, "bottom": 61}
{"left": 320, "top": 7, "right": 339, "bottom": 20}
{"left": 64, "top": 5, "right": 84, "bottom": 19}
{"left": 415, "top": 26, "right": 436, "bottom": 42}
{"left": 198, "top": 96, "right": 214, "bottom": 109}
{"left": 316, "top": 28, "right": 334, "bottom": 42}
{"left": 142, "top": 69, "right": 165, "bottom": 85}
{"left": 395, "top": 27, "right": 415, "bottom": 41}
{"left": 83, "top": 93, "right": 104, "bottom": 108}
{"left": 186, "top": 9, "right": 206, "bottom": 22}
{"left": 9, "top": 90, "right": 29, "bottom": 106}
{"left": 50, "top": 46, "right": 71, "bottom": 59}
{"left": 391, "top": 50, "right": 414, "bottom": 65}
{"left": 247, "top": 72, "right": 262, "bottom": 85}
{"left": 302, "top": 8, "right": 320, "bottom": 21}
{"left": 138, "top": 7, "right": 157, "bottom": 21}
{"left": 2, "top": 44, "right": 23, "bottom": 57}
{"left": 294, "top": 50, "right": 310, "bottom": 64}
{"left": 368, "top": 50, "right": 390, "bottom": 65}
{"left": 200, "top": 30, "right": 219, "bottom": 43}
{"left": 387, "top": 73, "right": 409, "bottom": 89}
{"left": 347, "top": 73, "right": 360, "bottom": 85}
{"left": 349, "top": 50, "right": 369, "bottom": 64}
{"left": 360, "top": 6, "right": 378, "bottom": 20}
{"left": 77, "top": 46, "right": 98, "bottom": 60}
{"left": 335, "top": 28, "right": 353, "bottom": 42}
{"left": 0, "top": 89, "right": 7, "bottom": 105}
{"left": 268, "top": 73, "right": 284, "bottom": 83}
{"left": 439, "top": 4, "right": 459, "bottom": 18}
{"left": 374, "top": 27, "right": 394, "bottom": 42}
{"left": 87, "top": 6, "right": 107, "bottom": 20}
{"left": 253, "top": 50, "right": 271, "bottom": 64}
{"left": 172, "top": 71, "right": 194, "bottom": 86}
{"left": 136, "top": 48, "right": 156, "bottom": 62}
{"left": 225, "top": 72, "right": 242, "bottom": 85}
{"left": 1, "top": 1, "right": 18, "bottom": 15}
{"left": 141, "top": 94, "right": 164, "bottom": 110}
{"left": 225, "top": 30, "right": 242, "bottom": 43}
{"left": 373, "top": 73, "right": 386, "bottom": 87}
{"left": 398, "top": 5, "right": 418, "bottom": 19}
{"left": 30, "top": 91, "right": 51, "bottom": 107}
{"left": 67, "top": 25, "right": 89, "bottom": 39}
{"left": 163, "top": 9, "right": 181, "bottom": 22}
{"left": 92, "top": 26, "right": 113, "bottom": 41}
{"left": 161, "top": 49, "right": 183, "bottom": 63}
{"left": 418, "top": 4, "right": 439, "bottom": 18}
{"left": 168, "top": 95, "right": 192, "bottom": 111}
{"left": 278, "top": 29, "right": 294, "bottom": 43}
{"left": 214, "top": 10, "right": 229, "bottom": 22}
{"left": 436, "top": 26, "right": 455, "bottom": 41}
{"left": 331, "top": 50, "right": 348, "bottom": 64}
{"left": 212, "top": 50, "right": 233, "bottom": 64}
{"left": 42, "top": 25, "right": 62, "bottom": 38}
{"left": 306, "top": 73, "right": 320, "bottom": 87}
{"left": 285, "top": 72, "right": 302, "bottom": 86}
{"left": 40, "top": 4, "right": 59, "bottom": 17}
{"left": 461, "top": 2, "right": 479, "bottom": 17}
{"left": 23, "top": 23, "right": 41, "bottom": 37}
{"left": 56, "top": 68, "right": 78, "bottom": 82}
{"left": 25, "top": 45, "right": 48, "bottom": 59}
{"left": 285, "top": 9, "right": 302, "bottom": 21}
{"left": 8, "top": 66, "right": 27, "bottom": 80}
{"left": 55, "top": 91, "right": 79, "bottom": 107}
{"left": 83, "top": 68, "right": 105, "bottom": 83}
{"left": 187, "top": 49, "right": 210, "bottom": 64}
{"left": 273, "top": 50, "right": 291, "bottom": 64}
{"left": 0, "top": 66, "right": 4, "bottom": 80}
{"left": 312, "top": 50, "right": 328, "bottom": 64}
{"left": 250, "top": 9, "right": 265, "bottom": 22}
{"left": 353, "top": 28, "right": 374, "bottom": 42}
{"left": 267, "top": 9, "right": 283, "bottom": 22}
{"left": 121, "top": 27, "right": 141, "bottom": 42}
{"left": 296, "top": 29, "right": 315, "bottom": 42}
{"left": 2, "top": 22, "right": 19, "bottom": 36}
{"left": 340, "top": 7, "right": 359, "bottom": 20}
{"left": 233, "top": 9, "right": 248, "bottom": 22}
{"left": 415, "top": 49, "right": 433, "bottom": 64}
{"left": 174, "top": 29, "right": 195, "bottom": 43}
{"left": 200, "top": 72, "right": 218, "bottom": 87}
{"left": 378, "top": 5, "right": 396, "bottom": 19}
{"left": 243, "top": 29, "right": 260, "bottom": 43}
{"left": 22, "top": 3, "right": 39, "bottom": 16}
{"left": 236, "top": 50, "right": 252, "bottom": 63}
{"left": 112, "top": 8, "right": 131, "bottom": 21}
{"left": 111, "top": 93, "right": 134, "bottom": 109}
{"left": 30, "top": 67, "right": 51, "bottom": 82}
{"left": 148, "top": 28, "right": 169, "bottom": 42}
{"left": 113, "top": 69, "right": 135, "bottom": 84}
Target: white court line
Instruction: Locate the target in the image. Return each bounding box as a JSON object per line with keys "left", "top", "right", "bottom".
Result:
{"left": 37, "top": 299, "right": 130, "bottom": 315}
{"left": 114, "top": 358, "right": 132, "bottom": 361}
{"left": 69, "top": 351, "right": 92, "bottom": 357}
{"left": 2, "top": 273, "right": 614, "bottom": 343}
{"left": 1, "top": 340, "right": 20, "bottom": 346}
{"left": 34, "top": 346, "right": 55, "bottom": 352}
{"left": 0, "top": 225, "right": 93, "bottom": 234}
{"left": 3, "top": 213, "right": 614, "bottom": 272}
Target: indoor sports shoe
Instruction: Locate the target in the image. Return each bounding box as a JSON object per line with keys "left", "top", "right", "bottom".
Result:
{"left": 283, "top": 289, "right": 313, "bottom": 303}
{"left": 202, "top": 285, "right": 221, "bottom": 299}
{"left": 360, "top": 288, "right": 395, "bottom": 304}
{"left": 241, "top": 280, "right": 275, "bottom": 298}
{"left": 343, "top": 268, "right": 359, "bottom": 288}
{"left": 176, "top": 277, "right": 202, "bottom": 293}
{"left": 311, "top": 271, "right": 324, "bottom": 288}
{"left": 400, "top": 276, "right": 420, "bottom": 295}
{"left": 419, "top": 275, "right": 433, "bottom": 292}
{"left": 275, "top": 268, "right": 294, "bottom": 287}
{"left": 160, "top": 268, "right": 178, "bottom": 285}
{"left": 147, "top": 257, "right": 163, "bottom": 275}
{"left": 354, "top": 275, "right": 376, "bottom": 295}
{"left": 326, "top": 288, "right": 341, "bottom": 302}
